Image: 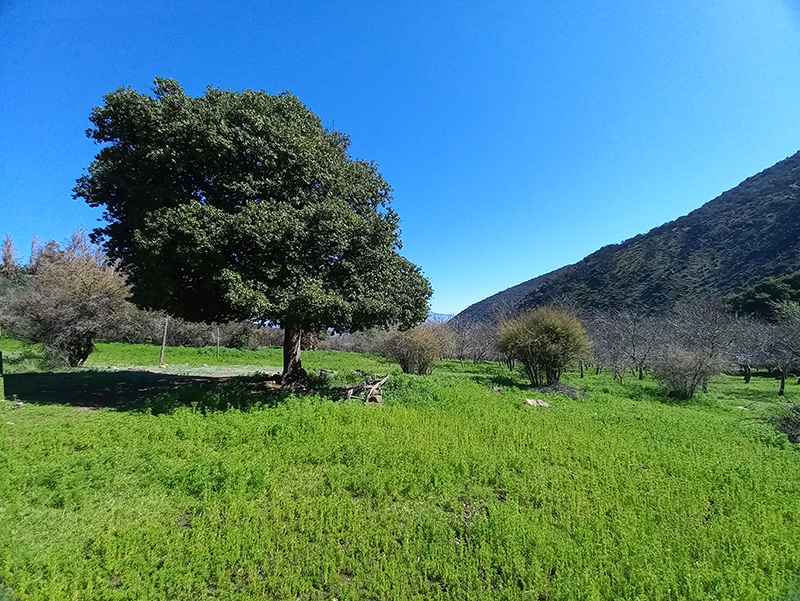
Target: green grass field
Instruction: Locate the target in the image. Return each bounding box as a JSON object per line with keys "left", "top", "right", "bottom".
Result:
{"left": 2, "top": 340, "right": 800, "bottom": 600}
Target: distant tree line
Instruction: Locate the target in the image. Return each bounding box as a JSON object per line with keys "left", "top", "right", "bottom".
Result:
{"left": 363, "top": 294, "right": 800, "bottom": 399}
{"left": 4, "top": 229, "right": 800, "bottom": 396}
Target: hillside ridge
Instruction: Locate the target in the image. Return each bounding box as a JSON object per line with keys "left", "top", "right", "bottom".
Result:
{"left": 454, "top": 150, "right": 800, "bottom": 323}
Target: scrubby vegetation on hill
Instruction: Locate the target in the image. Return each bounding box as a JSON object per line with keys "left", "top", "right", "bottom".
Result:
{"left": 456, "top": 150, "right": 800, "bottom": 323}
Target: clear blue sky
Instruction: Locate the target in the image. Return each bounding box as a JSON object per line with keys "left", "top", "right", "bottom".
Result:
{"left": 2, "top": 1, "right": 800, "bottom": 315}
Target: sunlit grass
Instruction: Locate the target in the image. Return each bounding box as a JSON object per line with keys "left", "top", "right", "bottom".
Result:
{"left": 0, "top": 339, "right": 46, "bottom": 374}
{"left": 2, "top": 341, "right": 800, "bottom": 599}
{"left": 85, "top": 341, "right": 397, "bottom": 375}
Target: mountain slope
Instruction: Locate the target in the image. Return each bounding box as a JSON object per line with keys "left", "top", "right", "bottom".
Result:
{"left": 455, "top": 150, "right": 800, "bottom": 323}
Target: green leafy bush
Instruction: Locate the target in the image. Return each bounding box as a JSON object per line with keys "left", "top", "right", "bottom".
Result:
{"left": 496, "top": 307, "right": 591, "bottom": 386}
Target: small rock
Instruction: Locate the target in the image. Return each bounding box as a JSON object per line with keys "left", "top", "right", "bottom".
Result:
{"left": 10, "top": 402, "right": 24, "bottom": 410}
{"left": 493, "top": 386, "right": 504, "bottom": 394}
{"left": 736, "top": 406, "right": 749, "bottom": 410}
{"left": 524, "top": 398, "right": 551, "bottom": 408}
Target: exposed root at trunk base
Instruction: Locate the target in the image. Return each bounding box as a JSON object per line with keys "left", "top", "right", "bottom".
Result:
{"left": 266, "top": 368, "right": 310, "bottom": 390}
{"left": 281, "top": 367, "right": 309, "bottom": 389}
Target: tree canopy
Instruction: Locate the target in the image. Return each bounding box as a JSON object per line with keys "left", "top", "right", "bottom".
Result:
{"left": 727, "top": 269, "right": 800, "bottom": 320}
{"left": 74, "top": 78, "right": 431, "bottom": 382}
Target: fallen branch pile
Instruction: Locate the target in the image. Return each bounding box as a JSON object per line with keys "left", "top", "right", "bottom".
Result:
{"left": 335, "top": 374, "right": 389, "bottom": 405}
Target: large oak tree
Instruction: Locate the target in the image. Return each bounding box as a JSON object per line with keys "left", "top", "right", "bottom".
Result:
{"left": 75, "top": 78, "right": 431, "bottom": 383}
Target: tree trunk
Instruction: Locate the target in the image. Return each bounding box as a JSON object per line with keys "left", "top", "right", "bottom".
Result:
{"left": 744, "top": 365, "right": 751, "bottom": 384}
{"left": 702, "top": 375, "right": 708, "bottom": 394}
{"left": 281, "top": 321, "right": 307, "bottom": 386}
{"left": 579, "top": 363, "right": 584, "bottom": 378}
{"left": 779, "top": 368, "right": 786, "bottom": 396}
{"left": 638, "top": 366, "right": 644, "bottom": 380}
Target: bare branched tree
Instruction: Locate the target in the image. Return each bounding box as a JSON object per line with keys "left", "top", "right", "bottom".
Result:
{"left": 730, "top": 315, "right": 771, "bottom": 383}
{"left": 3, "top": 229, "right": 130, "bottom": 366}
{"left": 651, "top": 299, "right": 736, "bottom": 398}
{"left": 589, "top": 307, "right": 660, "bottom": 382}
{"left": 424, "top": 318, "right": 457, "bottom": 360}
{"left": 765, "top": 301, "right": 800, "bottom": 396}
{"left": 447, "top": 320, "right": 474, "bottom": 367}
{"left": 1, "top": 234, "right": 18, "bottom": 275}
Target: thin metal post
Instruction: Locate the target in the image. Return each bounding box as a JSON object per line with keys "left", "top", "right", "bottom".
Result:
{"left": 159, "top": 315, "right": 168, "bottom": 366}
{"left": 0, "top": 323, "right": 4, "bottom": 400}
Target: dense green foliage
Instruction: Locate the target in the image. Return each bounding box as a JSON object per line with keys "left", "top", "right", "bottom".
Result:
{"left": 496, "top": 308, "right": 591, "bottom": 386}
{"left": 727, "top": 269, "right": 800, "bottom": 320}
{"left": 456, "top": 151, "right": 800, "bottom": 322}
{"left": 74, "top": 78, "right": 431, "bottom": 379}
{"left": 3, "top": 342, "right": 800, "bottom": 599}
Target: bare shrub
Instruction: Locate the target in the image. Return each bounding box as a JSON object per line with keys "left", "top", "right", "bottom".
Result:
{"left": 651, "top": 299, "right": 735, "bottom": 398}
{"left": 652, "top": 347, "right": 730, "bottom": 399}
{"left": 765, "top": 403, "right": 800, "bottom": 443}
{"left": 300, "top": 329, "right": 330, "bottom": 351}
{"left": 375, "top": 325, "right": 442, "bottom": 375}
{"left": 329, "top": 329, "right": 383, "bottom": 353}
{"left": 4, "top": 229, "right": 129, "bottom": 366}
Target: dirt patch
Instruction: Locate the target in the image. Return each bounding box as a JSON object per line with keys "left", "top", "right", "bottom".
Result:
{"left": 109, "top": 364, "right": 281, "bottom": 378}
{"left": 537, "top": 382, "right": 590, "bottom": 399}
